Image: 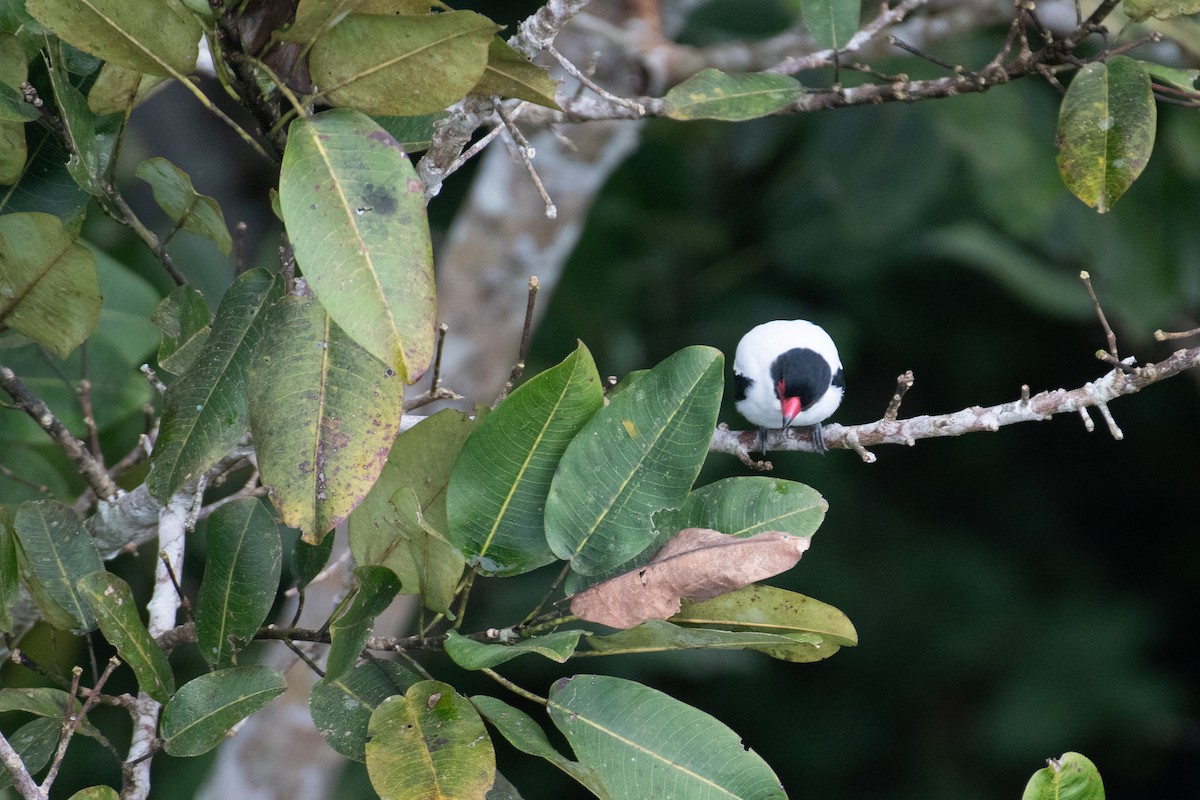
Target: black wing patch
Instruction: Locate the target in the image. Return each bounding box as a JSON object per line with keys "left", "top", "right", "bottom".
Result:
{"left": 733, "top": 372, "right": 752, "bottom": 402}
{"left": 831, "top": 367, "right": 845, "bottom": 389}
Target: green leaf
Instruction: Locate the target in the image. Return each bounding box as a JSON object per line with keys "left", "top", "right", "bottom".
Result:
{"left": 161, "top": 666, "right": 287, "bottom": 756}
{"left": 27, "top": 0, "right": 199, "bottom": 77}
{"left": 448, "top": 343, "right": 603, "bottom": 576}
{"left": 136, "top": 157, "right": 233, "bottom": 255}
{"left": 0, "top": 211, "right": 100, "bottom": 357}
{"left": 366, "top": 680, "right": 495, "bottom": 800}
{"left": 13, "top": 500, "right": 102, "bottom": 634}
{"left": 279, "top": 108, "right": 436, "bottom": 381}
{"left": 653, "top": 475, "right": 827, "bottom": 542}
{"left": 1138, "top": 59, "right": 1199, "bottom": 91}
{"left": 46, "top": 42, "right": 117, "bottom": 197}
{"left": 87, "top": 62, "right": 165, "bottom": 115}
{"left": 1056, "top": 55, "right": 1156, "bottom": 213}
{"left": 310, "top": 11, "right": 499, "bottom": 116}
{"left": 89, "top": 242, "right": 161, "bottom": 362}
{"left": 470, "top": 36, "right": 559, "bottom": 108}
{"left": 78, "top": 571, "right": 175, "bottom": 703}
{"left": 149, "top": 268, "right": 282, "bottom": 501}
{"left": 0, "top": 718, "right": 58, "bottom": 792}
{"left": 549, "top": 675, "right": 785, "bottom": 800}
{"left": 195, "top": 498, "right": 282, "bottom": 667}
{"left": 348, "top": 409, "right": 482, "bottom": 614}
{"left": 311, "top": 660, "right": 420, "bottom": 762}
{"left": 800, "top": 0, "right": 861, "bottom": 50}
{"left": 545, "top": 346, "right": 724, "bottom": 575}
{"left": 0, "top": 248, "right": 157, "bottom": 445}
{"left": 0, "top": 507, "right": 18, "bottom": 631}
{"left": 443, "top": 629, "right": 583, "bottom": 669}
{"left": 590, "top": 618, "right": 844, "bottom": 662}
{"left": 1022, "top": 752, "right": 1105, "bottom": 800}
{"left": 151, "top": 284, "right": 212, "bottom": 376}
{"left": 472, "top": 695, "right": 611, "bottom": 799}
{"left": 277, "top": 0, "right": 356, "bottom": 43}
{"left": 663, "top": 69, "right": 802, "bottom": 121}
{"left": 586, "top": 618, "right": 838, "bottom": 663}
{"left": 372, "top": 111, "right": 447, "bottom": 153}
{"left": 382, "top": 485, "right": 465, "bottom": 616}
{"left": 0, "top": 122, "right": 91, "bottom": 224}
{"left": 0, "top": 77, "right": 38, "bottom": 122}
{"left": 676, "top": 583, "right": 857, "bottom": 646}
{"left": 0, "top": 687, "right": 105, "bottom": 742}
{"left": 66, "top": 787, "right": 121, "bottom": 800}
{"left": 247, "top": 292, "right": 405, "bottom": 541}
{"left": 324, "top": 565, "right": 401, "bottom": 682}
{"left": 1124, "top": 0, "right": 1200, "bottom": 20}
{"left": 0, "top": 34, "right": 28, "bottom": 184}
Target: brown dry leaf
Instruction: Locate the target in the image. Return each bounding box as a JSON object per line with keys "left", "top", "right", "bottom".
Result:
{"left": 569, "top": 528, "right": 810, "bottom": 629}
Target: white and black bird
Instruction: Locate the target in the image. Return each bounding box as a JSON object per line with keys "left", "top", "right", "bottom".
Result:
{"left": 733, "top": 319, "right": 844, "bottom": 454}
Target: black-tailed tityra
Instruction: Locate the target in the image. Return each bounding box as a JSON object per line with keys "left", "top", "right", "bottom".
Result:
{"left": 733, "top": 319, "right": 844, "bottom": 454}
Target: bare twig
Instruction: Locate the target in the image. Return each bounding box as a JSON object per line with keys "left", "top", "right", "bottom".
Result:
{"left": 1080, "top": 271, "right": 1119, "bottom": 360}
{"left": 1155, "top": 326, "right": 1200, "bottom": 341}
{"left": 0, "top": 729, "right": 45, "bottom": 800}
{"left": 495, "top": 277, "right": 541, "bottom": 405}
{"left": 431, "top": 323, "right": 449, "bottom": 392}
{"left": 497, "top": 103, "right": 558, "bottom": 218}
{"left": 197, "top": 470, "right": 266, "bottom": 520}
{"left": 884, "top": 371, "right": 915, "bottom": 421}
{"left": 41, "top": 658, "right": 120, "bottom": 790}
{"left": 139, "top": 364, "right": 168, "bottom": 395}
{"left": 480, "top": 668, "right": 549, "bottom": 706}
{"left": 104, "top": 186, "right": 187, "bottom": 286}
{"left": 546, "top": 43, "right": 646, "bottom": 115}
{"left": 0, "top": 364, "right": 119, "bottom": 500}
{"left": 76, "top": 348, "right": 103, "bottom": 465}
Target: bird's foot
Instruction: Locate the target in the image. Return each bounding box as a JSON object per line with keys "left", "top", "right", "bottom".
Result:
{"left": 810, "top": 422, "right": 828, "bottom": 455}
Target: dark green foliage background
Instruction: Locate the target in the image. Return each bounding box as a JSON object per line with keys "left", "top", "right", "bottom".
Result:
{"left": 520, "top": 36, "right": 1200, "bottom": 800}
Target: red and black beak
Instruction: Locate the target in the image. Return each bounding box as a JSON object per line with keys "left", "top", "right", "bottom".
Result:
{"left": 777, "top": 379, "right": 802, "bottom": 429}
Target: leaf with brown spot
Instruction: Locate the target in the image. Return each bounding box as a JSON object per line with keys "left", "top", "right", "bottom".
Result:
{"left": 247, "top": 292, "right": 404, "bottom": 543}
{"left": 569, "top": 528, "right": 810, "bottom": 629}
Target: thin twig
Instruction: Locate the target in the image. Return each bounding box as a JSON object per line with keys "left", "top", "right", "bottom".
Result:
{"left": 41, "top": 658, "right": 120, "bottom": 790}
{"left": 888, "top": 35, "right": 978, "bottom": 81}
{"left": 496, "top": 103, "right": 558, "bottom": 218}
{"left": 76, "top": 347, "right": 103, "bottom": 465}
{"left": 445, "top": 121, "right": 505, "bottom": 180}
{"left": 480, "top": 668, "right": 549, "bottom": 706}
{"left": 1080, "top": 270, "right": 1119, "bottom": 361}
{"left": 0, "top": 364, "right": 119, "bottom": 500}
{"left": 140, "top": 364, "right": 168, "bottom": 395}
{"left": 495, "top": 277, "right": 541, "bottom": 405}
{"left": 159, "top": 551, "right": 194, "bottom": 624}
{"left": 0, "top": 730, "right": 45, "bottom": 800}
{"left": 402, "top": 387, "right": 463, "bottom": 412}
{"left": 521, "top": 562, "right": 572, "bottom": 625}
{"left": 280, "top": 637, "right": 326, "bottom": 678}
{"left": 430, "top": 323, "right": 449, "bottom": 392}
{"left": 1155, "top": 326, "right": 1200, "bottom": 341}
{"left": 546, "top": 43, "right": 646, "bottom": 115}
{"left": 104, "top": 186, "right": 187, "bottom": 286}
{"left": 883, "top": 371, "right": 915, "bottom": 421}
